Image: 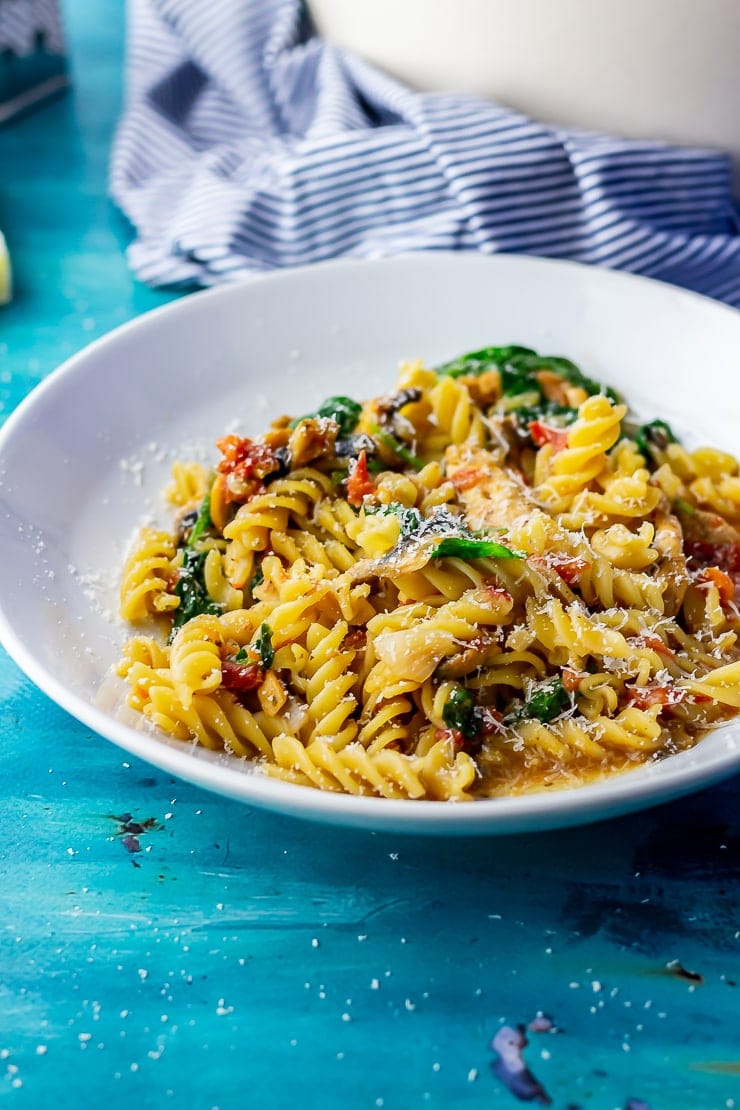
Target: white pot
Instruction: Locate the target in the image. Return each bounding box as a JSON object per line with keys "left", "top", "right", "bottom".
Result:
{"left": 309, "top": 0, "right": 740, "bottom": 188}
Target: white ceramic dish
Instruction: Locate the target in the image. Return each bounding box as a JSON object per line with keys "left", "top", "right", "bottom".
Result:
{"left": 0, "top": 253, "right": 738, "bottom": 834}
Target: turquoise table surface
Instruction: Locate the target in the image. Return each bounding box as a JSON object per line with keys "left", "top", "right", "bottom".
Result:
{"left": 1, "top": 5, "right": 738, "bottom": 1108}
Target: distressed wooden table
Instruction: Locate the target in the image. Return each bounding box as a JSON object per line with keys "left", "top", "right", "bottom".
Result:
{"left": 0, "top": 5, "right": 737, "bottom": 1108}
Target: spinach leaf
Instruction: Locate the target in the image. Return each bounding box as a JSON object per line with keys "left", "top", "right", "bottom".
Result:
{"left": 373, "top": 502, "right": 424, "bottom": 537}
{"left": 188, "top": 488, "right": 213, "bottom": 547}
{"left": 291, "top": 396, "right": 362, "bottom": 438}
{"left": 373, "top": 503, "right": 468, "bottom": 541}
{"left": 511, "top": 401, "right": 579, "bottom": 429}
{"left": 248, "top": 563, "right": 264, "bottom": 599}
{"left": 437, "top": 345, "right": 619, "bottom": 403}
{"left": 253, "top": 622, "right": 274, "bottom": 670}
{"left": 437, "top": 345, "right": 537, "bottom": 379}
{"left": 500, "top": 364, "right": 545, "bottom": 399}
{"left": 506, "top": 352, "right": 619, "bottom": 403}
{"left": 171, "top": 549, "right": 223, "bottom": 635}
{"left": 505, "top": 677, "right": 570, "bottom": 725}
{"left": 635, "top": 419, "right": 677, "bottom": 460}
{"left": 432, "top": 536, "right": 522, "bottom": 560}
{"left": 442, "top": 687, "right": 479, "bottom": 738}
{"left": 233, "top": 622, "right": 272, "bottom": 670}
{"left": 169, "top": 484, "right": 222, "bottom": 636}
{"left": 372, "top": 504, "right": 522, "bottom": 560}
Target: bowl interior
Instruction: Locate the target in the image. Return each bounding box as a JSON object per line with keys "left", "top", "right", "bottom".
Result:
{"left": 0, "top": 253, "right": 738, "bottom": 831}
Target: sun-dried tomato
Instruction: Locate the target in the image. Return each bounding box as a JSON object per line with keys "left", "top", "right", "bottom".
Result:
{"left": 627, "top": 634, "right": 674, "bottom": 657}
{"left": 221, "top": 658, "right": 264, "bottom": 692}
{"left": 482, "top": 582, "right": 513, "bottom": 605}
{"left": 555, "top": 557, "right": 590, "bottom": 584}
{"left": 346, "top": 450, "right": 375, "bottom": 506}
{"left": 698, "top": 566, "right": 736, "bottom": 606}
{"left": 627, "top": 684, "right": 686, "bottom": 710}
{"left": 449, "top": 466, "right": 485, "bottom": 491}
{"left": 476, "top": 706, "right": 504, "bottom": 735}
{"left": 528, "top": 421, "right": 570, "bottom": 452}
{"left": 561, "top": 666, "right": 585, "bottom": 693}
{"left": 344, "top": 628, "right": 368, "bottom": 651}
{"left": 216, "top": 435, "right": 282, "bottom": 482}
{"left": 685, "top": 539, "right": 740, "bottom": 574}
{"left": 530, "top": 553, "right": 591, "bottom": 585}
{"left": 435, "top": 726, "right": 465, "bottom": 748}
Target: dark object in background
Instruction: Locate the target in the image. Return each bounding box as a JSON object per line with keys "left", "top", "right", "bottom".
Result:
{"left": 0, "top": 0, "right": 68, "bottom": 124}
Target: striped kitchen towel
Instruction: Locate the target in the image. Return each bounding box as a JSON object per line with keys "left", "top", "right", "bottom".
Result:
{"left": 111, "top": 0, "right": 740, "bottom": 305}
{"left": 0, "top": 0, "right": 64, "bottom": 55}
{"left": 0, "top": 0, "right": 68, "bottom": 124}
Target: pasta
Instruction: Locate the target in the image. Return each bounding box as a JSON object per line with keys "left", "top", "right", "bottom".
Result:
{"left": 116, "top": 344, "right": 740, "bottom": 801}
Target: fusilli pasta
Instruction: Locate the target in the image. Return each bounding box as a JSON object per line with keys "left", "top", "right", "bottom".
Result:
{"left": 116, "top": 344, "right": 740, "bottom": 800}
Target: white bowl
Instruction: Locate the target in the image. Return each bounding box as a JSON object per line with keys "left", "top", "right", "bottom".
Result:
{"left": 0, "top": 253, "right": 738, "bottom": 834}
{"left": 309, "top": 0, "right": 740, "bottom": 186}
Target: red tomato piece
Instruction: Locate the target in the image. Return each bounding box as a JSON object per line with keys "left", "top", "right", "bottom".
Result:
{"left": 221, "top": 659, "right": 264, "bottom": 692}
{"left": 684, "top": 539, "right": 740, "bottom": 574}
{"left": 554, "top": 556, "right": 590, "bottom": 584}
{"left": 216, "top": 435, "right": 281, "bottom": 482}
{"left": 528, "top": 421, "right": 570, "bottom": 452}
{"left": 434, "top": 726, "right": 465, "bottom": 748}
{"left": 561, "top": 667, "right": 585, "bottom": 693}
{"left": 476, "top": 706, "right": 504, "bottom": 735}
{"left": 530, "top": 553, "right": 590, "bottom": 584}
{"left": 346, "top": 450, "right": 375, "bottom": 506}
{"left": 483, "top": 583, "right": 513, "bottom": 605}
{"left": 627, "top": 634, "right": 674, "bottom": 658}
{"left": 627, "top": 684, "right": 686, "bottom": 710}
{"left": 450, "top": 466, "right": 485, "bottom": 491}
{"left": 699, "top": 566, "right": 736, "bottom": 606}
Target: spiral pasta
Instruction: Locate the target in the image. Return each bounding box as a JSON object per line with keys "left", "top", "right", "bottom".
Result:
{"left": 117, "top": 345, "right": 740, "bottom": 801}
{"left": 535, "top": 395, "right": 627, "bottom": 509}
{"left": 120, "top": 529, "right": 179, "bottom": 621}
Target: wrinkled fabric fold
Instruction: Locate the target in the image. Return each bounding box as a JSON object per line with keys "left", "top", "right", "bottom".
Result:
{"left": 111, "top": 0, "right": 740, "bottom": 305}
{"left": 0, "top": 0, "right": 64, "bottom": 54}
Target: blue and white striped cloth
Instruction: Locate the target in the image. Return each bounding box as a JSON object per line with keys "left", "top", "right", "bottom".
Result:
{"left": 0, "top": 0, "right": 64, "bottom": 55}
{"left": 112, "top": 0, "right": 740, "bottom": 306}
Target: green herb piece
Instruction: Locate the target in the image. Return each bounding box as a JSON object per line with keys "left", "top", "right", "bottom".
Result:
{"left": 500, "top": 365, "right": 545, "bottom": 399}
{"left": 512, "top": 401, "right": 579, "bottom": 428}
{"left": 330, "top": 455, "right": 388, "bottom": 486}
{"left": 432, "top": 536, "right": 522, "bottom": 560}
{"left": 371, "top": 503, "right": 521, "bottom": 558}
{"left": 505, "top": 677, "right": 570, "bottom": 725}
{"left": 499, "top": 390, "right": 543, "bottom": 414}
{"left": 371, "top": 425, "right": 424, "bottom": 471}
{"left": 372, "top": 502, "right": 424, "bottom": 537}
{"left": 635, "top": 419, "right": 678, "bottom": 460}
{"left": 290, "top": 396, "right": 362, "bottom": 438}
{"left": 234, "top": 646, "right": 248, "bottom": 663}
{"left": 437, "top": 345, "right": 537, "bottom": 379}
{"left": 508, "top": 352, "right": 619, "bottom": 403}
{"left": 171, "top": 549, "right": 223, "bottom": 635}
{"left": 253, "top": 622, "right": 274, "bottom": 670}
{"left": 673, "top": 497, "right": 696, "bottom": 517}
{"left": 187, "top": 488, "right": 213, "bottom": 547}
{"left": 437, "top": 345, "right": 619, "bottom": 403}
{"left": 248, "top": 563, "right": 264, "bottom": 600}
{"left": 442, "top": 686, "right": 479, "bottom": 739}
